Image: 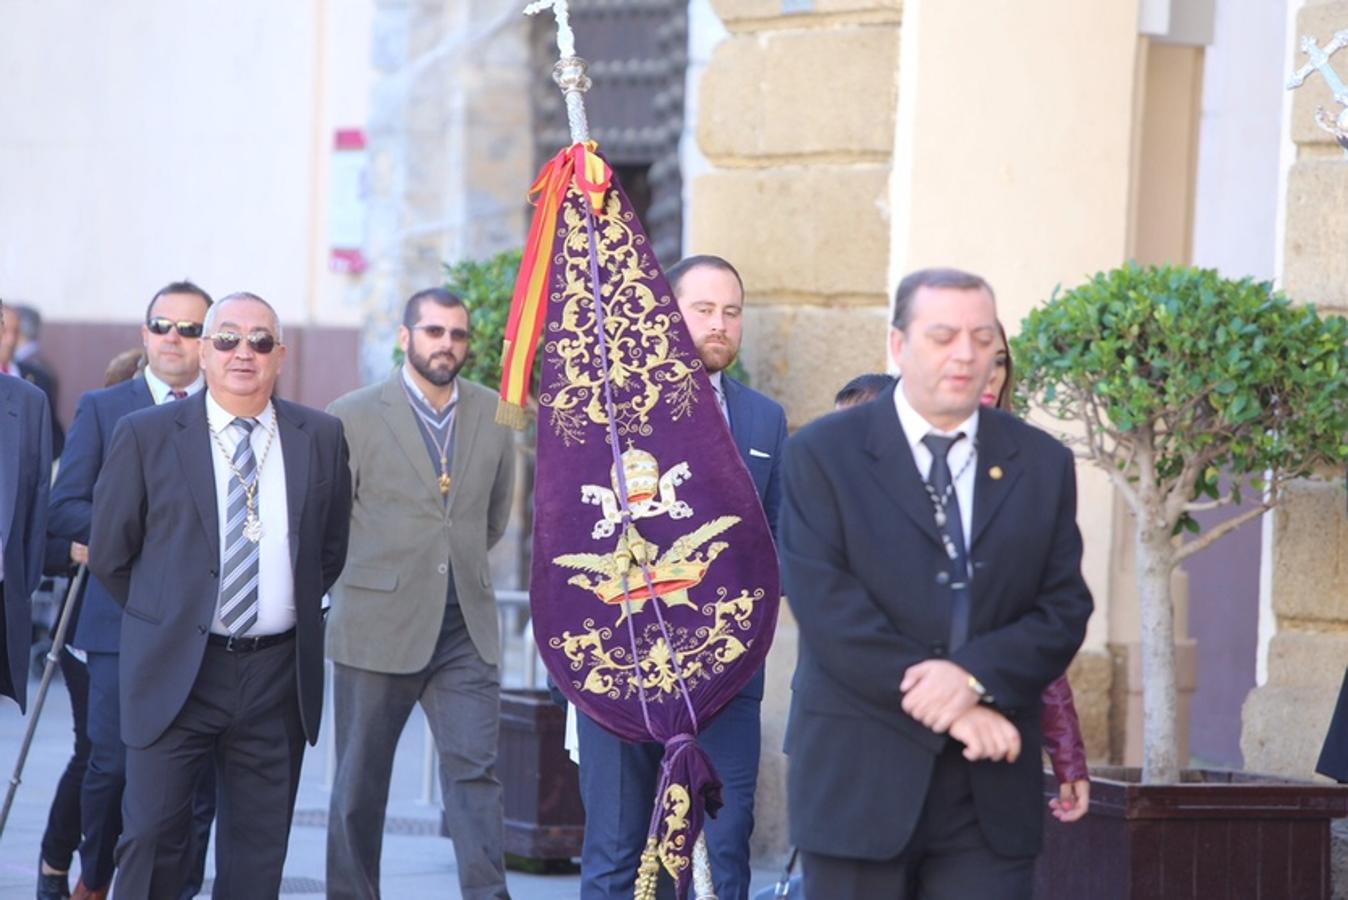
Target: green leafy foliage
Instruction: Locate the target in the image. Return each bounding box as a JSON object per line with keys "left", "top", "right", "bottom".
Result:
{"left": 1012, "top": 263, "right": 1348, "bottom": 531}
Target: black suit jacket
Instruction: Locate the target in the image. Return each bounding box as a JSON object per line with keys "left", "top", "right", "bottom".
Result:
{"left": 0, "top": 375, "right": 51, "bottom": 710}
{"left": 781, "top": 386, "right": 1092, "bottom": 860}
{"left": 88, "top": 392, "right": 352, "bottom": 748}
{"left": 17, "top": 359, "right": 63, "bottom": 459}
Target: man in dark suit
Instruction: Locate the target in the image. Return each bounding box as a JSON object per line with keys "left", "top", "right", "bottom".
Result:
{"left": 0, "top": 300, "right": 62, "bottom": 457}
{"left": 49, "top": 281, "right": 218, "bottom": 900}
{"left": 0, "top": 299, "right": 52, "bottom": 711}
{"left": 1317, "top": 669, "right": 1348, "bottom": 783}
{"left": 89, "top": 292, "right": 352, "bottom": 898}
{"left": 577, "top": 255, "right": 788, "bottom": 900}
{"left": 780, "top": 267, "right": 1093, "bottom": 899}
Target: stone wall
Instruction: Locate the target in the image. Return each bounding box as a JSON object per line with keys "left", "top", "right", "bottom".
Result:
{"left": 1241, "top": 0, "right": 1348, "bottom": 780}
{"left": 689, "top": 0, "right": 899, "bottom": 863}
{"left": 1241, "top": 0, "right": 1348, "bottom": 893}
{"left": 360, "top": 0, "right": 533, "bottom": 382}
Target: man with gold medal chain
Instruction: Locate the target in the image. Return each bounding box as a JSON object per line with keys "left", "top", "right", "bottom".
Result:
{"left": 325, "top": 288, "right": 517, "bottom": 899}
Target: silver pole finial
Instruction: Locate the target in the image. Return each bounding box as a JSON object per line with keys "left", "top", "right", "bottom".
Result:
{"left": 524, "top": 0, "right": 592, "bottom": 144}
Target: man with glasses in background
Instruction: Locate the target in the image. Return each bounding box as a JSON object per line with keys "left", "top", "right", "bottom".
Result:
{"left": 47, "top": 281, "right": 218, "bottom": 900}
{"left": 89, "top": 292, "right": 352, "bottom": 898}
{"left": 324, "top": 288, "right": 516, "bottom": 900}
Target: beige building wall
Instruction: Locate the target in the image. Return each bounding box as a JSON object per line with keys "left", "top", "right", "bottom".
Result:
{"left": 0, "top": 0, "right": 375, "bottom": 331}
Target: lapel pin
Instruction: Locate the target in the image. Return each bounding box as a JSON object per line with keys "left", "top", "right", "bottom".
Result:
{"left": 989, "top": 465, "right": 1003, "bottom": 480}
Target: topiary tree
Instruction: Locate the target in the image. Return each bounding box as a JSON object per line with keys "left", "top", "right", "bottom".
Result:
{"left": 1013, "top": 263, "right": 1348, "bottom": 784}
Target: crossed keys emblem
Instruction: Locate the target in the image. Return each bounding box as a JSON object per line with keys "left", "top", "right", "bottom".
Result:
{"left": 1287, "top": 30, "right": 1348, "bottom": 152}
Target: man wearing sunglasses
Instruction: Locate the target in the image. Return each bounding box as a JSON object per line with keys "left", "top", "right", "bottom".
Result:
{"left": 325, "top": 287, "right": 516, "bottom": 900}
{"left": 89, "top": 292, "right": 353, "bottom": 899}
{"left": 47, "top": 280, "right": 218, "bottom": 900}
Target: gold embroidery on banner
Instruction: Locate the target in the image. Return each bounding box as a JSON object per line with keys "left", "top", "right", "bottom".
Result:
{"left": 538, "top": 192, "right": 699, "bottom": 446}
{"left": 657, "top": 784, "right": 692, "bottom": 881}
{"left": 546, "top": 587, "right": 764, "bottom": 700}
{"left": 553, "top": 517, "right": 740, "bottom": 624}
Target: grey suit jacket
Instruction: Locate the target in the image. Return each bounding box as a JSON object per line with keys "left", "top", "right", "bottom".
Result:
{"left": 326, "top": 371, "right": 516, "bottom": 672}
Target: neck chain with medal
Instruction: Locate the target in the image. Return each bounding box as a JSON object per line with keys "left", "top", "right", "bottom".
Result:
{"left": 923, "top": 435, "right": 977, "bottom": 563}
{"left": 210, "top": 415, "right": 277, "bottom": 543}
{"left": 402, "top": 380, "right": 457, "bottom": 496}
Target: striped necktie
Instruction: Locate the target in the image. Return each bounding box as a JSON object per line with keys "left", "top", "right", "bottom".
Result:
{"left": 713, "top": 381, "right": 730, "bottom": 425}
{"left": 219, "top": 417, "right": 260, "bottom": 635}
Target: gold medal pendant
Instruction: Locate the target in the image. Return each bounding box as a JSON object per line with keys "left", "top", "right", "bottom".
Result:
{"left": 243, "top": 511, "right": 263, "bottom": 543}
{"left": 439, "top": 473, "right": 452, "bottom": 496}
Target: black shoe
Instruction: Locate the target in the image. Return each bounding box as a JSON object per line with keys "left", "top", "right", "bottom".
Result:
{"left": 36, "top": 863, "right": 71, "bottom": 900}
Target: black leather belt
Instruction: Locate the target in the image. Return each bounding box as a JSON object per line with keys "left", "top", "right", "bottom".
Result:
{"left": 207, "top": 628, "right": 295, "bottom": 652}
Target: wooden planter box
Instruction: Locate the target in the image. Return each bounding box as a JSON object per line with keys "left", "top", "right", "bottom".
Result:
{"left": 1034, "top": 767, "right": 1348, "bottom": 899}
{"left": 498, "top": 688, "right": 586, "bottom": 861}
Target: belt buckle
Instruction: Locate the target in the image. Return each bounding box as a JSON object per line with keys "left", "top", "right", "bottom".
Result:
{"left": 224, "top": 633, "right": 251, "bottom": 652}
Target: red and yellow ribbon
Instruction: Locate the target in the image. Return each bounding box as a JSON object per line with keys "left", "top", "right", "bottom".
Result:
{"left": 497, "top": 141, "right": 612, "bottom": 428}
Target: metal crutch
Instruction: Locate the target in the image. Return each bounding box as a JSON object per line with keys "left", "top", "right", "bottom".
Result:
{"left": 0, "top": 564, "right": 88, "bottom": 839}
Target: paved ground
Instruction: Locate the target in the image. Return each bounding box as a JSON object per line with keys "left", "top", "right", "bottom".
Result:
{"left": 0, "top": 665, "right": 779, "bottom": 898}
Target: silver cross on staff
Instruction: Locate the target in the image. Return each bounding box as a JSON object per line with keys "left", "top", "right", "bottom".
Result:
{"left": 524, "top": 0, "right": 592, "bottom": 144}
{"left": 1287, "top": 29, "right": 1348, "bottom": 151}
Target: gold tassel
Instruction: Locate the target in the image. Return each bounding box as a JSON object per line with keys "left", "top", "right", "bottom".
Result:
{"left": 495, "top": 400, "right": 527, "bottom": 430}
{"left": 634, "top": 836, "right": 661, "bottom": 900}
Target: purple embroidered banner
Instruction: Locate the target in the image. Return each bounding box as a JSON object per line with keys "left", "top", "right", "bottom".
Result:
{"left": 524, "top": 152, "right": 780, "bottom": 897}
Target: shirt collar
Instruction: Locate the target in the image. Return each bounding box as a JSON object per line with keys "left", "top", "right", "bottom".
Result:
{"left": 205, "top": 390, "right": 275, "bottom": 436}
{"left": 144, "top": 367, "right": 204, "bottom": 405}
{"left": 401, "top": 364, "right": 458, "bottom": 413}
{"left": 893, "top": 380, "right": 980, "bottom": 454}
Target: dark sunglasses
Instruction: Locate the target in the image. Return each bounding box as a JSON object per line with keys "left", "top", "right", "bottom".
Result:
{"left": 146, "top": 317, "right": 205, "bottom": 338}
{"left": 412, "top": 324, "right": 470, "bottom": 342}
{"left": 207, "top": 331, "right": 279, "bottom": 354}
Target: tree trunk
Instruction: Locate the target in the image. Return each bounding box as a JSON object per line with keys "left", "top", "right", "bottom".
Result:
{"left": 1136, "top": 521, "right": 1180, "bottom": 783}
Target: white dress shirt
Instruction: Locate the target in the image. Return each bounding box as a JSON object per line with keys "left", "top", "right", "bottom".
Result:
{"left": 143, "top": 368, "right": 204, "bottom": 405}
{"left": 894, "top": 384, "right": 978, "bottom": 552}
{"left": 205, "top": 393, "right": 294, "bottom": 635}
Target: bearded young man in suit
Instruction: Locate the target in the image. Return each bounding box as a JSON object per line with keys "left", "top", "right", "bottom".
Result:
{"left": 47, "top": 281, "right": 218, "bottom": 900}
{"left": 89, "top": 292, "right": 352, "bottom": 899}
{"left": 780, "top": 268, "right": 1093, "bottom": 899}
{"left": 0, "top": 299, "right": 52, "bottom": 713}
{"left": 325, "top": 288, "right": 516, "bottom": 900}
{"left": 576, "top": 255, "right": 788, "bottom": 900}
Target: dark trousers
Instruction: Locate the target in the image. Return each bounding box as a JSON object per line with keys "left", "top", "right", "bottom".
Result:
{"left": 114, "top": 638, "right": 303, "bottom": 900}
{"left": 82, "top": 652, "right": 216, "bottom": 895}
{"left": 800, "top": 742, "right": 1034, "bottom": 900}
{"left": 40, "top": 648, "right": 90, "bottom": 871}
{"left": 327, "top": 604, "right": 507, "bottom": 900}
{"left": 81, "top": 651, "right": 126, "bottom": 889}
{"left": 577, "top": 687, "right": 762, "bottom": 900}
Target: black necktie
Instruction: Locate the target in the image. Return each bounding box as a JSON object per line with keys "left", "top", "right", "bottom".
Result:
{"left": 922, "top": 433, "right": 971, "bottom": 651}
{"left": 170, "top": 390, "right": 187, "bottom": 400}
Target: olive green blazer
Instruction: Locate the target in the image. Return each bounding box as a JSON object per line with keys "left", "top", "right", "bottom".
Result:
{"left": 326, "top": 371, "right": 516, "bottom": 671}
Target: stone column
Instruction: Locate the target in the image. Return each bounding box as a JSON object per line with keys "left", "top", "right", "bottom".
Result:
{"left": 1241, "top": 0, "right": 1348, "bottom": 780}
{"left": 360, "top": 0, "right": 531, "bottom": 383}
{"left": 690, "top": 0, "right": 899, "bottom": 864}
{"left": 1241, "top": 1, "right": 1348, "bottom": 889}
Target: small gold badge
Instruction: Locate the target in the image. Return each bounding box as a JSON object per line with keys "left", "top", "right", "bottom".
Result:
{"left": 989, "top": 466, "right": 1003, "bottom": 480}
